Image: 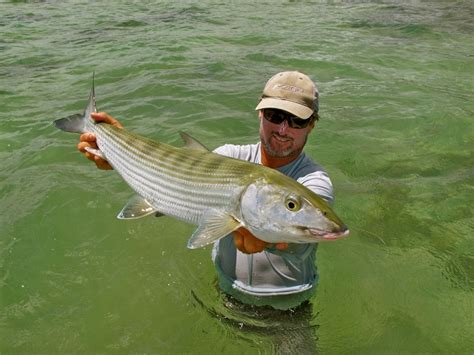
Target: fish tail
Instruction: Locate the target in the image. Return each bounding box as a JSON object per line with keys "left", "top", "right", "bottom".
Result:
{"left": 53, "top": 113, "right": 87, "bottom": 133}
{"left": 53, "top": 72, "right": 97, "bottom": 133}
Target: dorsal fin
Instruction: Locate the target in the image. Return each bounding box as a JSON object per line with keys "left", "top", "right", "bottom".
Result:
{"left": 179, "top": 131, "right": 209, "bottom": 151}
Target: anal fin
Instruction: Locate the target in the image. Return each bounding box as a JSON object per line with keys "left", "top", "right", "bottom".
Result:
{"left": 117, "top": 195, "right": 160, "bottom": 219}
{"left": 84, "top": 146, "right": 107, "bottom": 161}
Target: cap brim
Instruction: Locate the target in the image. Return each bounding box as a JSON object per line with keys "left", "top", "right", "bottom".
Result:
{"left": 255, "top": 98, "right": 313, "bottom": 119}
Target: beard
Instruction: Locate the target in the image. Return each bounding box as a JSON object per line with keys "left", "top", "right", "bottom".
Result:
{"left": 261, "top": 132, "right": 308, "bottom": 158}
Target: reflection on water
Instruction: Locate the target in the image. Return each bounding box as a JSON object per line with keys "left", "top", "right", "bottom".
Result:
{"left": 192, "top": 287, "right": 319, "bottom": 353}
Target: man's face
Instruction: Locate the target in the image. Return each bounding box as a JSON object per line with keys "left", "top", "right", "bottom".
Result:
{"left": 259, "top": 110, "right": 315, "bottom": 158}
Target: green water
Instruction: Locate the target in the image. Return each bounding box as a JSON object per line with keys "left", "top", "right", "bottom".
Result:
{"left": 1, "top": 1, "right": 473, "bottom": 353}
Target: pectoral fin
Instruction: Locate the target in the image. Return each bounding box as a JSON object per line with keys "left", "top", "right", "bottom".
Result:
{"left": 187, "top": 210, "right": 242, "bottom": 249}
{"left": 117, "top": 195, "right": 159, "bottom": 219}
{"left": 179, "top": 131, "right": 209, "bottom": 151}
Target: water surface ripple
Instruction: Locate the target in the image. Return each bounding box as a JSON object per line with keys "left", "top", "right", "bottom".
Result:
{"left": 0, "top": 1, "right": 473, "bottom": 353}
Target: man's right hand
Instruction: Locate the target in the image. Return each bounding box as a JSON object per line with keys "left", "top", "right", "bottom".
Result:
{"left": 77, "top": 112, "right": 123, "bottom": 170}
{"left": 233, "top": 227, "right": 288, "bottom": 254}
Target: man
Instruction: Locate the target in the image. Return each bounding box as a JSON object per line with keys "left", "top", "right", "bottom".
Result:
{"left": 78, "top": 71, "right": 334, "bottom": 310}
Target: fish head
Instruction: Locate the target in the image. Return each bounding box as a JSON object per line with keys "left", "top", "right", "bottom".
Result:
{"left": 240, "top": 178, "right": 349, "bottom": 244}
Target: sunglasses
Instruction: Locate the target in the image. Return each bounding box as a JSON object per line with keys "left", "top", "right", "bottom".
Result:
{"left": 262, "top": 109, "right": 312, "bottom": 129}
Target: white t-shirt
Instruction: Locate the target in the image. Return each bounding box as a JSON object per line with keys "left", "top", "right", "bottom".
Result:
{"left": 212, "top": 143, "right": 334, "bottom": 309}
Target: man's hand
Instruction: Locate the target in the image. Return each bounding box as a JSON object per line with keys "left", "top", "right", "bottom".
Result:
{"left": 233, "top": 227, "right": 288, "bottom": 254}
{"left": 77, "top": 112, "right": 123, "bottom": 170}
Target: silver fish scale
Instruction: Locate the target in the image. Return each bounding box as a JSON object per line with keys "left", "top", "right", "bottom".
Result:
{"left": 90, "top": 123, "right": 250, "bottom": 224}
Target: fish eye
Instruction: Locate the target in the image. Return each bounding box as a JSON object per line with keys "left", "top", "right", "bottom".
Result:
{"left": 285, "top": 197, "right": 301, "bottom": 212}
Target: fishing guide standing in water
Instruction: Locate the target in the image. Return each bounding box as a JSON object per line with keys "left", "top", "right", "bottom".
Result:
{"left": 78, "top": 71, "right": 337, "bottom": 310}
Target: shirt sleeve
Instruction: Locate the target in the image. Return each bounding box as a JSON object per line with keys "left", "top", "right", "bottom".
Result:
{"left": 297, "top": 170, "right": 334, "bottom": 205}
{"left": 213, "top": 144, "right": 239, "bottom": 159}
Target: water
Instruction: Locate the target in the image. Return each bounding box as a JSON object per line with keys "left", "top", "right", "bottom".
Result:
{"left": 1, "top": 1, "right": 473, "bottom": 353}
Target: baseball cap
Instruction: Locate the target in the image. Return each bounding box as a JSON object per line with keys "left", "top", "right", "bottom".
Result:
{"left": 255, "top": 71, "right": 319, "bottom": 119}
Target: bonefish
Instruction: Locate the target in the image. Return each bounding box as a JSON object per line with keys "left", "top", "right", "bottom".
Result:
{"left": 54, "top": 76, "right": 349, "bottom": 248}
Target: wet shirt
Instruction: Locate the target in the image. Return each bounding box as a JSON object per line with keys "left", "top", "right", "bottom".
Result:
{"left": 212, "top": 143, "right": 334, "bottom": 309}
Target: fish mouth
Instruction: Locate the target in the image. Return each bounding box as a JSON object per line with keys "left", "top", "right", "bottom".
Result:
{"left": 307, "top": 227, "right": 350, "bottom": 241}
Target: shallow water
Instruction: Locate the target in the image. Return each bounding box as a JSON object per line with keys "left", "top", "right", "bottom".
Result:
{"left": 1, "top": 1, "right": 473, "bottom": 353}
